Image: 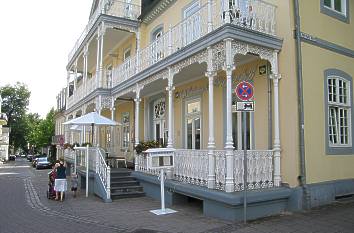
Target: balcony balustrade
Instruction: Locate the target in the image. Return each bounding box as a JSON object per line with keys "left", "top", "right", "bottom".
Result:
{"left": 111, "top": 0, "right": 276, "bottom": 87}
{"left": 66, "top": 0, "right": 276, "bottom": 110}
{"left": 136, "top": 149, "right": 274, "bottom": 192}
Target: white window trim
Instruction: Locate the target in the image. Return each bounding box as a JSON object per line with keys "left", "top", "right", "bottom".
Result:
{"left": 123, "top": 47, "right": 131, "bottom": 61}
{"left": 152, "top": 98, "right": 167, "bottom": 145}
{"left": 184, "top": 97, "right": 202, "bottom": 149}
{"left": 328, "top": 75, "right": 352, "bottom": 148}
{"left": 324, "top": 68, "right": 354, "bottom": 155}
{"left": 324, "top": 0, "right": 347, "bottom": 16}
{"left": 121, "top": 112, "right": 130, "bottom": 150}
{"left": 321, "top": 0, "right": 349, "bottom": 23}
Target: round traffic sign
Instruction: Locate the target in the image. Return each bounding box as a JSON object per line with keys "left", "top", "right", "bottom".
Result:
{"left": 235, "top": 81, "right": 254, "bottom": 101}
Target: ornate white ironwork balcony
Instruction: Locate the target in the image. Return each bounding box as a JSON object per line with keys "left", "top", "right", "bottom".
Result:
{"left": 68, "top": 0, "right": 141, "bottom": 63}
{"left": 136, "top": 149, "right": 274, "bottom": 192}
{"left": 111, "top": 0, "right": 277, "bottom": 88}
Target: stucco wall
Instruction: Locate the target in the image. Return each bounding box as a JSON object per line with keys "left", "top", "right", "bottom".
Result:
{"left": 302, "top": 43, "right": 354, "bottom": 184}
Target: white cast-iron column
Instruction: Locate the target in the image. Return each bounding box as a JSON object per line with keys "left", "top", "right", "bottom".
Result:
{"left": 206, "top": 47, "right": 216, "bottom": 189}
{"left": 110, "top": 96, "right": 115, "bottom": 154}
{"left": 83, "top": 44, "right": 89, "bottom": 95}
{"left": 271, "top": 51, "right": 281, "bottom": 186}
{"left": 99, "top": 23, "right": 105, "bottom": 88}
{"left": 135, "top": 29, "right": 141, "bottom": 72}
{"left": 224, "top": 38, "right": 235, "bottom": 193}
{"left": 166, "top": 68, "right": 175, "bottom": 148}
{"left": 134, "top": 84, "right": 143, "bottom": 170}
{"left": 270, "top": 52, "right": 281, "bottom": 186}
{"left": 96, "top": 23, "right": 105, "bottom": 89}
{"left": 223, "top": 0, "right": 231, "bottom": 24}
{"left": 66, "top": 71, "right": 70, "bottom": 99}
{"left": 74, "top": 60, "right": 78, "bottom": 92}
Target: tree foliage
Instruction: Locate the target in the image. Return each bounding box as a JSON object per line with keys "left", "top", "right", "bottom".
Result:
{"left": 0, "top": 82, "right": 31, "bottom": 151}
{"left": 0, "top": 83, "right": 55, "bottom": 153}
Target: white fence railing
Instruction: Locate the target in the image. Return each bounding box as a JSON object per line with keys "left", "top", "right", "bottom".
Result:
{"left": 136, "top": 149, "right": 274, "bottom": 192}
{"left": 64, "top": 147, "right": 110, "bottom": 200}
{"left": 96, "top": 147, "right": 111, "bottom": 200}
{"left": 110, "top": 0, "right": 276, "bottom": 88}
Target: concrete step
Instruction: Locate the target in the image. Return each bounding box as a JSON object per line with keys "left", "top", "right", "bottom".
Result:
{"left": 111, "top": 185, "right": 144, "bottom": 193}
{"left": 111, "top": 180, "right": 140, "bottom": 187}
{"left": 111, "top": 191, "right": 145, "bottom": 199}
{"left": 110, "top": 176, "right": 137, "bottom": 182}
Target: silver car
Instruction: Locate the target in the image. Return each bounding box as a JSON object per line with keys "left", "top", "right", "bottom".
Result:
{"left": 36, "top": 158, "right": 52, "bottom": 169}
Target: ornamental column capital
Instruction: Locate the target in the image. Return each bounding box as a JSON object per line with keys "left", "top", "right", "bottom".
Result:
{"left": 270, "top": 73, "right": 282, "bottom": 81}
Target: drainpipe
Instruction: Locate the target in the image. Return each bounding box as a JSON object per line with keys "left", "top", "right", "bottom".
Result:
{"left": 294, "top": 0, "right": 309, "bottom": 210}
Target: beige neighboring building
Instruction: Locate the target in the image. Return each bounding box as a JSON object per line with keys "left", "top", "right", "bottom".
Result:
{"left": 0, "top": 126, "right": 9, "bottom": 162}
{"left": 54, "top": 0, "right": 354, "bottom": 220}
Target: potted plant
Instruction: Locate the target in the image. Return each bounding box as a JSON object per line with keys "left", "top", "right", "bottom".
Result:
{"left": 134, "top": 140, "right": 160, "bottom": 154}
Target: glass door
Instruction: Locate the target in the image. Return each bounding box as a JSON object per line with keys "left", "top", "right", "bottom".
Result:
{"left": 153, "top": 98, "right": 167, "bottom": 146}
{"left": 185, "top": 99, "right": 201, "bottom": 149}
{"left": 183, "top": 1, "right": 200, "bottom": 45}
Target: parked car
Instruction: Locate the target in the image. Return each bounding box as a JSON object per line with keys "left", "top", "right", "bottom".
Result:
{"left": 9, "top": 155, "right": 16, "bottom": 161}
{"left": 36, "top": 157, "right": 52, "bottom": 169}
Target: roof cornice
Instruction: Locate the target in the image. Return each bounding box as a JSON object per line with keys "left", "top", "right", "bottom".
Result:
{"left": 141, "top": 0, "right": 176, "bottom": 24}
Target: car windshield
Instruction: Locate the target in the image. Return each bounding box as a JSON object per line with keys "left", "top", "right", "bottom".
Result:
{"left": 38, "top": 158, "right": 48, "bottom": 162}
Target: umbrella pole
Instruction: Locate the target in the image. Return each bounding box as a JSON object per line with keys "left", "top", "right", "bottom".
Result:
{"left": 91, "top": 123, "right": 94, "bottom": 146}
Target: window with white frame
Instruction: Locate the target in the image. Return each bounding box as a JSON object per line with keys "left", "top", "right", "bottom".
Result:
{"left": 324, "top": 0, "right": 347, "bottom": 15}
{"left": 122, "top": 112, "right": 130, "bottom": 150}
{"left": 151, "top": 27, "right": 164, "bottom": 63}
{"left": 106, "top": 65, "right": 112, "bottom": 88}
{"left": 123, "top": 48, "right": 131, "bottom": 75}
{"left": 185, "top": 98, "right": 201, "bottom": 149}
{"left": 327, "top": 76, "right": 351, "bottom": 147}
{"left": 153, "top": 98, "right": 167, "bottom": 146}
{"left": 182, "top": 1, "right": 201, "bottom": 46}
{"left": 321, "top": 0, "right": 349, "bottom": 23}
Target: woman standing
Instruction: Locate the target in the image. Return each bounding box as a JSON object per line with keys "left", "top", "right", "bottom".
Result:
{"left": 54, "top": 160, "right": 67, "bottom": 201}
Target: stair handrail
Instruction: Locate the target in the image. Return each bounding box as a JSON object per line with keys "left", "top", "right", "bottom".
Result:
{"left": 95, "top": 147, "right": 111, "bottom": 200}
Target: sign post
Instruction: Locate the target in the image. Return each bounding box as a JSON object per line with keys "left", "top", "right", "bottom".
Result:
{"left": 235, "top": 81, "right": 255, "bottom": 224}
{"left": 145, "top": 148, "right": 177, "bottom": 215}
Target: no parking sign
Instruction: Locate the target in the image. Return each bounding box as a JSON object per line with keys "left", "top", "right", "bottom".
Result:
{"left": 235, "top": 81, "right": 254, "bottom": 101}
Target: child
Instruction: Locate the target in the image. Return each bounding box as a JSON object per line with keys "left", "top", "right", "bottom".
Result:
{"left": 71, "top": 173, "right": 78, "bottom": 198}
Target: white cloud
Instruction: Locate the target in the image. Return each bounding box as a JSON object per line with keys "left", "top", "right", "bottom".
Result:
{"left": 0, "top": 0, "right": 92, "bottom": 117}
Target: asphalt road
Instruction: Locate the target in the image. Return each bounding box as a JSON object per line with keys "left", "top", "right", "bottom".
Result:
{"left": 0, "top": 158, "right": 118, "bottom": 233}
{"left": 1, "top": 158, "right": 353, "bottom": 233}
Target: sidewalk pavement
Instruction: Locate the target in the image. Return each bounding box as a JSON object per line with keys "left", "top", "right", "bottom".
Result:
{"left": 30, "top": 169, "right": 354, "bottom": 233}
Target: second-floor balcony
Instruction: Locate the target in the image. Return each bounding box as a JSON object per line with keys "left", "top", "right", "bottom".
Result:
{"left": 68, "top": 0, "right": 141, "bottom": 63}
{"left": 66, "top": 0, "right": 278, "bottom": 110}
{"left": 112, "top": 0, "right": 277, "bottom": 87}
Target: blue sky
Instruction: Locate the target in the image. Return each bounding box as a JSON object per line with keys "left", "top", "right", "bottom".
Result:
{"left": 0, "top": 0, "right": 92, "bottom": 117}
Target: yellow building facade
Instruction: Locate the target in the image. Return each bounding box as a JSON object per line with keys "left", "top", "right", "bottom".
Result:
{"left": 54, "top": 0, "right": 354, "bottom": 219}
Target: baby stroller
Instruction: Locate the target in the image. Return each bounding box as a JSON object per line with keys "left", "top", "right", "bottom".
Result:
{"left": 46, "top": 170, "right": 56, "bottom": 200}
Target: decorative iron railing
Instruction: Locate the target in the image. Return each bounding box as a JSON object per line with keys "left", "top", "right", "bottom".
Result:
{"left": 136, "top": 148, "right": 274, "bottom": 192}
{"left": 68, "top": 0, "right": 141, "bottom": 63}
{"left": 67, "top": 0, "right": 276, "bottom": 109}
{"left": 65, "top": 147, "right": 110, "bottom": 200}
{"left": 96, "top": 147, "right": 111, "bottom": 200}
{"left": 110, "top": 0, "right": 276, "bottom": 87}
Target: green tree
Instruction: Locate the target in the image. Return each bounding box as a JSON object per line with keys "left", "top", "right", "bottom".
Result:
{"left": 36, "top": 108, "right": 55, "bottom": 149}
{"left": 24, "top": 113, "right": 41, "bottom": 154}
{"left": 0, "top": 83, "right": 31, "bottom": 151}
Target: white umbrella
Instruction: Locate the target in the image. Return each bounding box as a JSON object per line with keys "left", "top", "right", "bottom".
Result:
{"left": 63, "top": 112, "right": 119, "bottom": 144}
